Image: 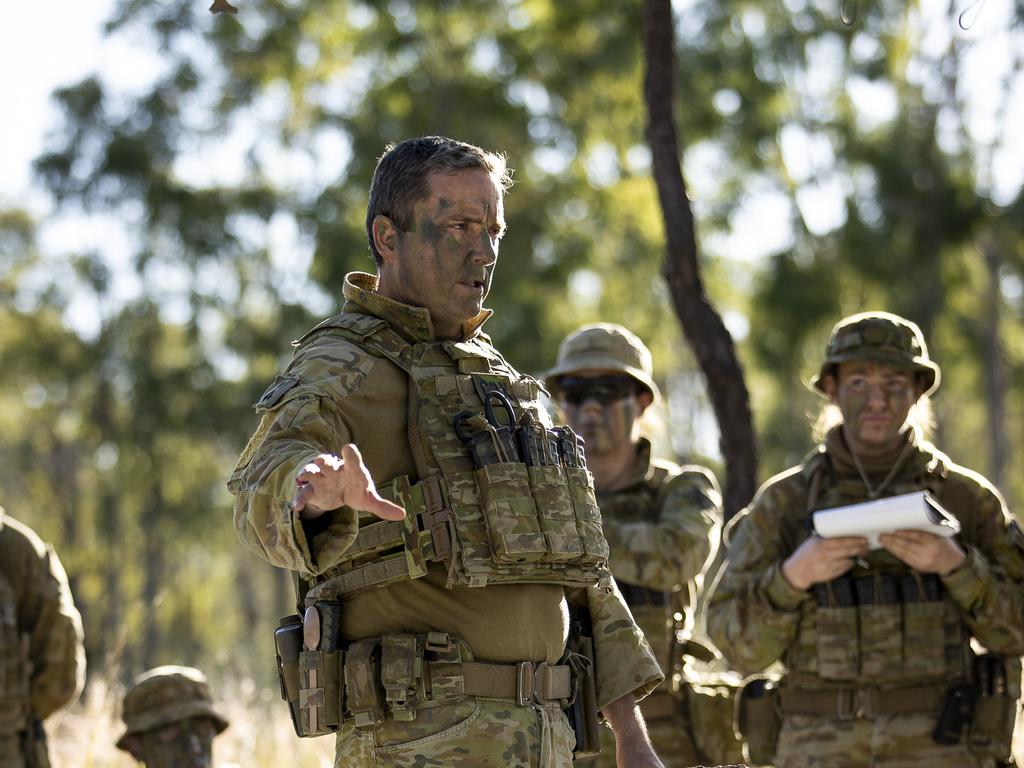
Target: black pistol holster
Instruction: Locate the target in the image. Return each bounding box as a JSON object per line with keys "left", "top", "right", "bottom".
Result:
{"left": 275, "top": 600, "right": 345, "bottom": 737}
{"left": 566, "top": 603, "right": 601, "bottom": 760}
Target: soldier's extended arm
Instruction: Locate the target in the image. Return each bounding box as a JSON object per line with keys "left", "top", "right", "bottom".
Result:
{"left": 601, "top": 470, "right": 721, "bottom": 593}
{"left": 24, "top": 545, "right": 85, "bottom": 718}
{"left": 706, "top": 481, "right": 809, "bottom": 675}
{"left": 229, "top": 383, "right": 366, "bottom": 577}
{"left": 935, "top": 483, "right": 1024, "bottom": 656}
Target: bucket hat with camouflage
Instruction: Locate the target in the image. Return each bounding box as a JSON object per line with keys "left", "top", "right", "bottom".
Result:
{"left": 116, "top": 665, "right": 229, "bottom": 750}
{"left": 810, "top": 311, "right": 940, "bottom": 397}
{"left": 544, "top": 322, "right": 661, "bottom": 401}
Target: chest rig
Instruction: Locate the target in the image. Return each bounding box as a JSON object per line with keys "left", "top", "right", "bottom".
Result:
{"left": 0, "top": 566, "right": 30, "bottom": 736}
{"left": 787, "top": 449, "right": 971, "bottom": 686}
{"left": 306, "top": 314, "right": 611, "bottom": 601}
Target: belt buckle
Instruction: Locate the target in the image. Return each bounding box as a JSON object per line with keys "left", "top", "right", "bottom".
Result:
{"left": 516, "top": 661, "right": 535, "bottom": 706}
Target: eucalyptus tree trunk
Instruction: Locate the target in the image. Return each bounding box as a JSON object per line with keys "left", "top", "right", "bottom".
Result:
{"left": 642, "top": 0, "right": 758, "bottom": 519}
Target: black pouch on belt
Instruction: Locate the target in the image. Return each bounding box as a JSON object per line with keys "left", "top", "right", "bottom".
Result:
{"left": 968, "top": 654, "right": 1021, "bottom": 761}
{"left": 274, "top": 614, "right": 305, "bottom": 736}
{"left": 298, "top": 601, "right": 344, "bottom": 737}
{"left": 566, "top": 603, "right": 601, "bottom": 760}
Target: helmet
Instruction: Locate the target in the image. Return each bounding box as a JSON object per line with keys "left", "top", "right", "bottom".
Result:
{"left": 810, "top": 311, "right": 940, "bottom": 396}
{"left": 116, "top": 666, "right": 229, "bottom": 750}
{"left": 544, "top": 323, "right": 660, "bottom": 401}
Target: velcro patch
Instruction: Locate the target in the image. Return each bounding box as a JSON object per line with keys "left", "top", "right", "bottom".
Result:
{"left": 254, "top": 375, "right": 301, "bottom": 411}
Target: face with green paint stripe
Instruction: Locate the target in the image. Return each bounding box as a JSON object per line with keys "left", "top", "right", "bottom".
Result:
{"left": 374, "top": 168, "right": 506, "bottom": 340}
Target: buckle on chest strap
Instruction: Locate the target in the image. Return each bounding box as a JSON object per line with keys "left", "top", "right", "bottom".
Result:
{"left": 516, "top": 661, "right": 536, "bottom": 706}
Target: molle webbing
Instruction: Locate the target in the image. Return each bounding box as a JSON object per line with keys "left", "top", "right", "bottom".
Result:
{"left": 302, "top": 314, "right": 609, "bottom": 596}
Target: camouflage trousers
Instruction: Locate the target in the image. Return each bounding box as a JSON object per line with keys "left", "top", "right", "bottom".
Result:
{"left": 774, "top": 712, "right": 996, "bottom": 768}
{"left": 333, "top": 696, "right": 575, "bottom": 767}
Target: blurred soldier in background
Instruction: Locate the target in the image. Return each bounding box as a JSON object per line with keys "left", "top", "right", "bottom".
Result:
{"left": 545, "top": 323, "right": 744, "bottom": 766}
{"left": 116, "top": 666, "right": 229, "bottom": 768}
{"left": 0, "top": 507, "right": 85, "bottom": 768}
{"left": 709, "top": 311, "right": 1024, "bottom": 767}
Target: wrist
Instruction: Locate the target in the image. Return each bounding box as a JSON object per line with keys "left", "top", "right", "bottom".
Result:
{"left": 781, "top": 558, "right": 809, "bottom": 592}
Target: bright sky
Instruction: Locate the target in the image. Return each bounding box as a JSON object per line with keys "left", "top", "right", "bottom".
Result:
{"left": 2, "top": 1, "right": 1021, "bottom": 285}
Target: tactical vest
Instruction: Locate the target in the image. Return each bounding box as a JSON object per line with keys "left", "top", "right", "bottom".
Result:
{"left": 0, "top": 568, "right": 30, "bottom": 737}
{"left": 785, "top": 448, "right": 971, "bottom": 687}
{"left": 299, "top": 313, "right": 611, "bottom": 602}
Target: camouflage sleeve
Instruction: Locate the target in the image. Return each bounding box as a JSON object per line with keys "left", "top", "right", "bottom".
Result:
{"left": 575, "top": 576, "right": 664, "bottom": 710}
{"left": 706, "top": 474, "right": 810, "bottom": 675}
{"left": 601, "top": 468, "right": 721, "bottom": 593}
{"left": 939, "top": 478, "right": 1024, "bottom": 656}
{"left": 228, "top": 343, "right": 377, "bottom": 577}
{"left": 24, "top": 543, "right": 85, "bottom": 718}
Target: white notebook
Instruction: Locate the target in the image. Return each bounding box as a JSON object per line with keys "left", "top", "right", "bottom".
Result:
{"left": 812, "top": 491, "right": 961, "bottom": 549}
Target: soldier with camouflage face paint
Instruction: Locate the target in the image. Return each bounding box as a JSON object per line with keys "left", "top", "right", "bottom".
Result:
{"left": 229, "top": 137, "right": 665, "bottom": 768}
{"left": 708, "top": 311, "right": 1024, "bottom": 768}
{"left": 0, "top": 508, "right": 85, "bottom": 768}
{"left": 545, "top": 323, "right": 744, "bottom": 767}
{"left": 116, "top": 666, "right": 229, "bottom": 768}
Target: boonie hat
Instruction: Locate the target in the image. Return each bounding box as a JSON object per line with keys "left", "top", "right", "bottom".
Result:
{"left": 544, "top": 323, "right": 661, "bottom": 401}
{"left": 810, "top": 311, "right": 940, "bottom": 396}
{"left": 116, "top": 666, "right": 229, "bottom": 750}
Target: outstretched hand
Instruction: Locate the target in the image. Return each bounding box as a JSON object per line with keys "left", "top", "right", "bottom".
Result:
{"left": 292, "top": 444, "right": 406, "bottom": 521}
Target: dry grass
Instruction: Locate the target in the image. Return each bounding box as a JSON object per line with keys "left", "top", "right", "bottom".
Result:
{"left": 48, "top": 679, "right": 335, "bottom": 768}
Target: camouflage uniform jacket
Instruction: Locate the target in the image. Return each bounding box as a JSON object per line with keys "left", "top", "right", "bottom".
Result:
{"left": 596, "top": 440, "right": 721, "bottom": 679}
{"left": 229, "top": 272, "right": 662, "bottom": 709}
{"left": 0, "top": 509, "right": 85, "bottom": 735}
{"left": 707, "top": 426, "right": 1024, "bottom": 690}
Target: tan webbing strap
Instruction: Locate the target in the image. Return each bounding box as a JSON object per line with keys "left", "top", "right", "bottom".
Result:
{"left": 329, "top": 556, "right": 412, "bottom": 595}
{"left": 419, "top": 475, "right": 453, "bottom": 562}
{"left": 780, "top": 684, "right": 945, "bottom": 719}
{"left": 457, "top": 661, "right": 572, "bottom": 704}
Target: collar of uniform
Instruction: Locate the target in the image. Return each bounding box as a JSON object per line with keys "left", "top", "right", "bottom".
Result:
{"left": 341, "top": 271, "right": 492, "bottom": 344}
{"left": 825, "top": 424, "right": 923, "bottom": 479}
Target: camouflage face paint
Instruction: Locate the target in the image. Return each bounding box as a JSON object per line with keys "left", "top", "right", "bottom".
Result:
{"left": 387, "top": 169, "right": 505, "bottom": 339}
{"left": 832, "top": 361, "right": 918, "bottom": 456}
{"left": 565, "top": 392, "right": 640, "bottom": 456}
{"left": 137, "top": 718, "right": 216, "bottom": 768}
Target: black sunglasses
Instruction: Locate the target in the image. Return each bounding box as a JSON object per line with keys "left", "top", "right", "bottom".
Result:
{"left": 558, "top": 375, "right": 640, "bottom": 406}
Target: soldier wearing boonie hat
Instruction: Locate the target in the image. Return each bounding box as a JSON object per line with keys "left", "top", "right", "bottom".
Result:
{"left": 809, "top": 310, "right": 940, "bottom": 397}
{"left": 116, "top": 666, "right": 228, "bottom": 768}
{"left": 708, "top": 310, "right": 1024, "bottom": 768}
{"left": 546, "top": 323, "right": 743, "bottom": 767}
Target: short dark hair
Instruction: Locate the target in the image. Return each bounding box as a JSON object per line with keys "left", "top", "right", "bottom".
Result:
{"left": 365, "top": 136, "right": 514, "bottom": 265}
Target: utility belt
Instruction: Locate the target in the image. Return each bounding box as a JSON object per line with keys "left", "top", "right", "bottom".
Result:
{"left": 274, "top": 601, "right": 600, "bottom": 759}
{"left": 618, "top": 583, "right": 666, "bottom": 608}
{"left": 735, "top": 653, "right": 1022, "bottom": 765}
